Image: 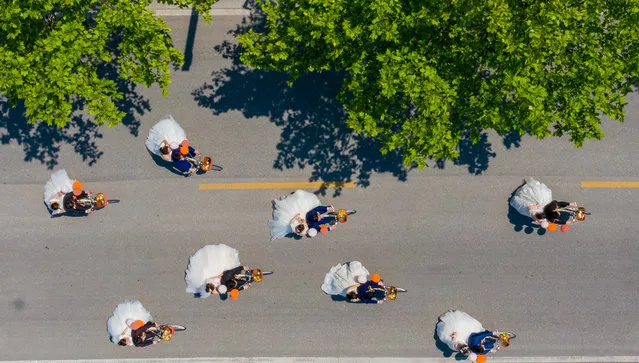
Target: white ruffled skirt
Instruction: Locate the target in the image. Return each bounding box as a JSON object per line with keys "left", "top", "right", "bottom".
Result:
{"left": 269, "top": 190, "right": 320, "bottom": 240}
{"left": 436, "top": 310, "right": 484, "bottom": 351}
{"left": 185, "top": 244, "right": 241, "bottom": 298}
{"left": 43, "top": 169, "right": 75, "bottom": 214}
{"left": 321, "top": 261, "right": 370, "bottom": 296}
{"left": 145, "top": 115, "right": 187, "bottom": 156}
{"left": 509, "top": 177, "right": 553, "bottom": 217}
{"left": 106, "top": 300, "right": 152, "bottom": 345}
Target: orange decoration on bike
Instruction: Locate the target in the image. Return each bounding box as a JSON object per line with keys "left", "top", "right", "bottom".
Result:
{"left": 476, "top": 355, "right": 487, "bottom": 363}
{"left": 560, "top": 224, "right": 570, "bottom": 232}
{"left": 547, "top": 223, "right": 557, "bottom": 232}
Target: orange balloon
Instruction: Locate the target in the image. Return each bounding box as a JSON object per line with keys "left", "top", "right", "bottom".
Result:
{"left": 229, "top": 288, "right": 240, "bottom": 300}
{"left": 547, "top": 223, "right": 557, "bottom": 232}
{"left": 476, "top": 355, "right": 487, "bottom": 363}
{"left": 371, "top": 273, "right": 381, "bottom": 283}
{"left": 319, "top": 226, "right": 329, "bottom": 235}
{"left": 560, "top": 224, "right": 570, "bottom": 232}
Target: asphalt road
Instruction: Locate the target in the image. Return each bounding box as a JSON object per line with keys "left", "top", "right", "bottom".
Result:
{"left": 0, "top": 14, "right": 638, "bottom": 361}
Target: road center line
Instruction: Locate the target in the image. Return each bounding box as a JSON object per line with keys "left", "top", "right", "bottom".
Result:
{"left": 199, "top": 181, "right": 357, "bottom": 190}
{"left": 581, "top": 181, "right": 639, "bottom": 188}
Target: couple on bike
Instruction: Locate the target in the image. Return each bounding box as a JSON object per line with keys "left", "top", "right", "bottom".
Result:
{"left": 145, "top": 115, "right": 205, "bottom": 175}
{"left": 185, "top": 244, "right": 261, "bottom": 300}
{"left": 107, "top": 300, "right": 175, "bottom": 348}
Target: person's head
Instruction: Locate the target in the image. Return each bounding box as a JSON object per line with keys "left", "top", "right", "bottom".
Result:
{"left": 118, "top": 338, "right": 127, "bottom": 346}
{"left": 294, "top": 223, "right": 306, "bottom": 234}
{"left": 310, "top": 212, "right": 320, "bottom": 222}
{"left": 50, "top": 201, "right": 60, "bottom": 210}
{"left": 205, "top": 283, "right": 215, "bottom": 293}
{"left": 346, "top": 291, "right": 358, "bottom": 301}
{"left": 217, "top": 284, "right": 228, "bottom": 294}
{"left": 72, "top": 181, "right": 83, "bottom": 196}
{"left": 307, "top": 228, "right": 318, "bottom": 237}
{"left": 159, "top": 144, "right": 170, "bottom": 156}
{"left": 179, "top": 140, "right": 190, "bottom": 155}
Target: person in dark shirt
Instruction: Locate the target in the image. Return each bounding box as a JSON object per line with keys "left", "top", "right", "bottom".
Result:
{"left": 305, "top": 205, "right": 336, "bottom": 231}
{"left": 345, "top": 275, "right": 387, "bottom": 304}
{"left": 171, "top": 140, "right": 200, "bottom": 174}
{"left": 465, "top": 330, "right": 500, "bottom": 355}
{"left": 62, "top": 181, "right": 93, "bottom": 214}
{"left": 542, "top": 200, "right": 578, "bottom": 224}
{"left": 204, "top": 265, "right": 253, "bottom": 296}
{"left": 131, "top": 321, "right": 163, "bottom": 347}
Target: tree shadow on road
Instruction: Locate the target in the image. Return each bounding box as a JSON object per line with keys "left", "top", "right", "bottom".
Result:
{"left": 193, "top": 16, "right": 409, "bottom": 196}
{"left": 0, "top": 38, "right": 149, "bottom": 169}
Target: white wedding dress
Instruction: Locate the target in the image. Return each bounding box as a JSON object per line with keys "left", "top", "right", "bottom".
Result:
{"left": 145, "top": 115, "right": 187, "bottom": 156}
{"left": 321, "top": 261, "right": 370, "bottom": 296}
{"left": 185, "top": 244, "right": 241, "bottom": 298}
{"left": 509, "top": 177, "right": 553, "bottom": 218}
{"left": 269, "top": 190, "right": 321, "bottom": 240}
{"left": 106, "top": 300, "right": 153, "bottom": 345}
{"left": 436, "top": 310, "right": 484, "bottom": 351}
{"left": 43, "top": 169, "right": 76, "bottom": 215}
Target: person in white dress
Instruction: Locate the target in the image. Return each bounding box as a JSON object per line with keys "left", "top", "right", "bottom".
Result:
{"left": 509, "top": 177, "right": 554, "bottom": 226}
{"left": 321, "top": 261, "right": 369, "bottom": 296}
{"left": 269, "top": 190, "right": 324, "bottom": 240}
{"left": 145, "top": 115, "right": 187, "bottom": 162}
{"left": 107, "top": 300, "right": 153, "bottom": 346}
{"left": 184, "top": 244, "right": 242, "bottom": 298}
{"left": 43, "top": 169, "right": 76, "bottom": 216}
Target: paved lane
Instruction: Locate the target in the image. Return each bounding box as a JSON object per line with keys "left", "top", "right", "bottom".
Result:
{"left": 0, "top": 15, "right": 637, "bottom": 361}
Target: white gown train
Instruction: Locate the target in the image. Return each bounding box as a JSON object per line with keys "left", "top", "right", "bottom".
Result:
{"left": 269, "top": 190, "right": 321, "bottom": 240}
{"left": 185, "top": 244, "right": 241, "bottom": 298}
{"left": 436, "top": 310, "right": 484, "bottom": 351}
{"left": 145, "top": 115, "right": 187, "bottom": 156}
{"left": 509, "top": 177, "right": 553, "bottom": 218}
{"left": 321, "top": 261, "right": 370, "bottom": 296}
{"left": 106, "top": 300, "right": 152, "bottom": 345}
{"left": 43, "top": 169, "right": 76, "bottom": 214}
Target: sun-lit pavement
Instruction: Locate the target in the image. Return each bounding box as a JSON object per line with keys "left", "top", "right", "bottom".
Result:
{"left": 0, "top": 14, "right": 637, "bottom": 361}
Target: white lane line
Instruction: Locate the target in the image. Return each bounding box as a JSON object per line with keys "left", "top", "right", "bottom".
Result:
{"left": 4, "top": 357, "right": 639, "bottom": 363}
{"left": 152, "top": 9, "right": 251, "bottom": 16}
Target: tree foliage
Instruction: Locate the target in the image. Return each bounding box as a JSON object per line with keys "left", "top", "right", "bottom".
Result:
{"left": 239, "top": 0, "right": 639, "bottom": 167}
{"left": 0, "top": 0, "right": 217, "bottom": 128}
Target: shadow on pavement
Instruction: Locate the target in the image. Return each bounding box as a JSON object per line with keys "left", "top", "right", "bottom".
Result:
{"left": 0, "top": 35, "right": 149, "bottom": 169}
{"left": 192, "top": 15, "right": 409, "bottom": 196}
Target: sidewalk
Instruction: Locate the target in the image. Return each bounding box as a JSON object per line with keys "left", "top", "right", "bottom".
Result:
{"left": 148, "top": 0, "right": 251, "bottom": 16}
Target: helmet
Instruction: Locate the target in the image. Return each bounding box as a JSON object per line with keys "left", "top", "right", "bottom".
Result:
{"left": 387, "top": 286, "right": 398, "bottom": 300}
{"left": 337, "top": 209, "right": 348, "bottom": 223}
{"left": 94, "top": 193, "right": 107, "bottom": 208}
{"left": 200, "top": 156, "right": 212, "bottom": 171}
{"left": 575, "top": 207, "right": 587, "bottom": 221}
{"left": 252, "top": 269, "right": 263, "bottom": 283}
{"left": 161, "top": 326, "right": 175, "bottom": 341}
{"left": 499, "top": 332, "right": 511, "bottom": 347}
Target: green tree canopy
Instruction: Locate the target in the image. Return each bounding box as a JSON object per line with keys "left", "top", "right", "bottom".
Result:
{"left": 239, "top": 0, "right": 639, "bottom": 167}
{"left": 0, "top": 0, "right": 217, "bottom": 128}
